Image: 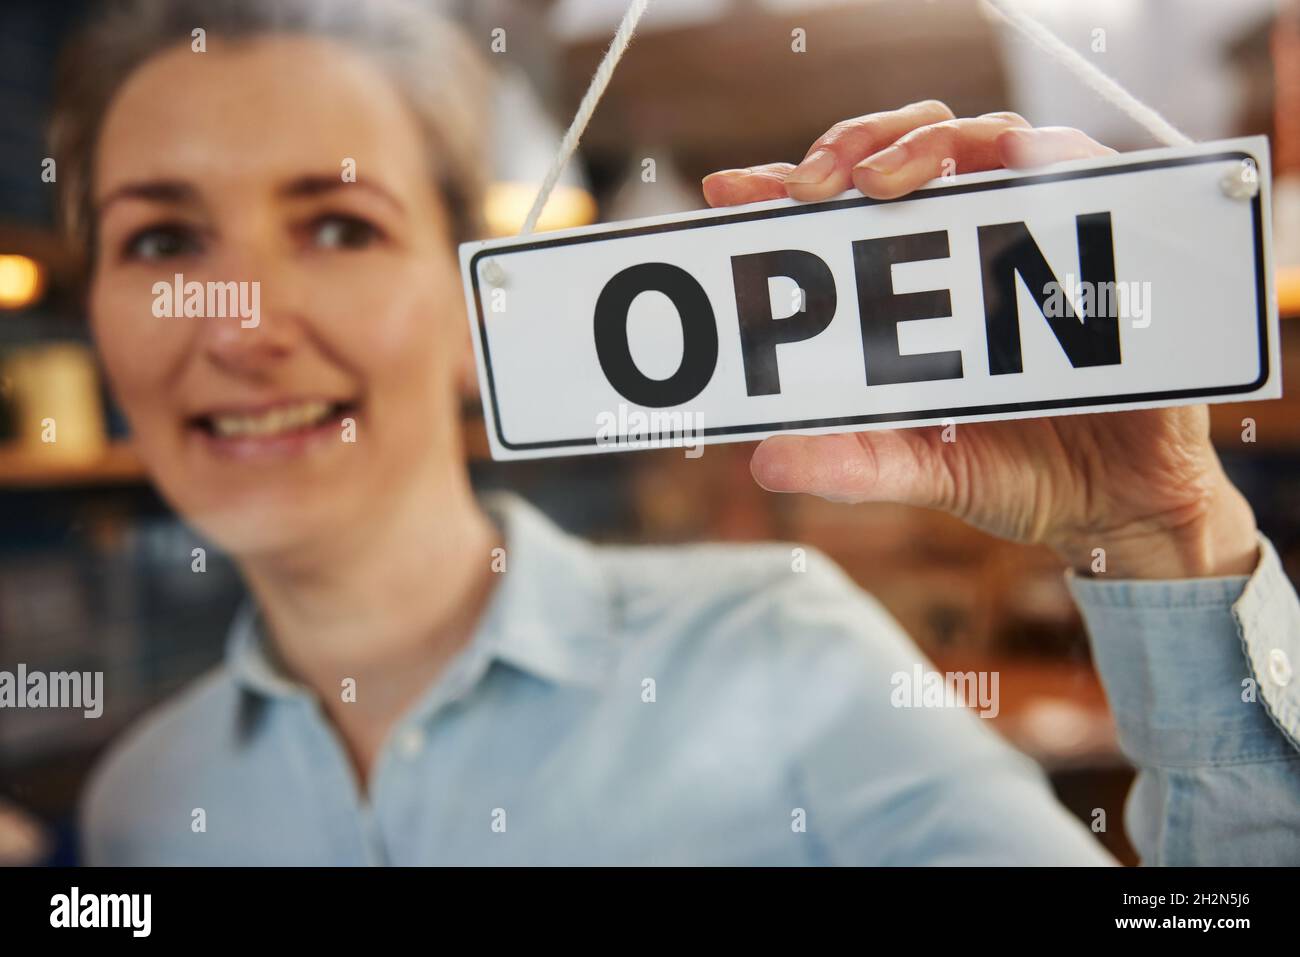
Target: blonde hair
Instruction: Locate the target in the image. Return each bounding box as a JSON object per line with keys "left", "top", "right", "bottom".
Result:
{"left": 49, "top": 0, "right": 491, "bottom": 269}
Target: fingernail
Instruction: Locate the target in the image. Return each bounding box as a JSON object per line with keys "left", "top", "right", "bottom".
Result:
{"left": 857, "top": 144, "right": 909, "bottom": 176}
{"left": 785, "top": 149, "right": 836, "bottom": 185}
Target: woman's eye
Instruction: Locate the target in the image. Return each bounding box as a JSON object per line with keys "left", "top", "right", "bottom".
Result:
{"left": 123, "top": 225, "right": 200, "bottom": 261}
{"left": 310, "top": 215, "right": 380, "bottom": 250}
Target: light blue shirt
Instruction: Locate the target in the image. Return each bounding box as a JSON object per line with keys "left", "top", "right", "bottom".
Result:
{"left": 81, "top": 493, "right": 1300, "bottom": 865}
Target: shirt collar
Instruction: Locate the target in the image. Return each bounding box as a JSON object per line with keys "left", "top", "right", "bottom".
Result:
{"left": 225, "top": 492, "right": 617, "bottom": 706}
{"left": 471, "top": 491, "right": 618, "bottom": 689}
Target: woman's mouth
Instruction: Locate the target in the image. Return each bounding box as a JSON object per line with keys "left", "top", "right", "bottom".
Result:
{"left": 189, "top": 397, "right": 358, "bottom": 460}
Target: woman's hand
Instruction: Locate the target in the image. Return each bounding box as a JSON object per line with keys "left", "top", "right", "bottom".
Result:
{"left": 702, "top": 101, "right": 1260, "bottom": 580}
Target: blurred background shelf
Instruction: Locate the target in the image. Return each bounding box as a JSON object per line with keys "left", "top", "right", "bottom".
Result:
{"left": 1280, "top": 264, "right": 1300, "bottom": 314}
{"left": 0, "top": 441, "right": 144, "bottom": 487}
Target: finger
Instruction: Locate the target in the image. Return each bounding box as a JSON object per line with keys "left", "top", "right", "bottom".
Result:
{"left": 783, "top": 100, "right": 956, "bottom": 202}
{"left": 850, "top": 111, "right": 1032, "bottom": 200}
{"left": 702, "top": 162, "right": 797, "bottom": 207}
{"left": 996, "top": 125, "right": 1116, "bottom": 169}
{"left": 750, "top": 430, "right": 954, "bottom": 509}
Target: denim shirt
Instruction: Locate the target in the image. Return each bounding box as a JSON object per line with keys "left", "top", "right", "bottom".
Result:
{"left": 81, "top": 494, "right": 1300, "bottom": 865}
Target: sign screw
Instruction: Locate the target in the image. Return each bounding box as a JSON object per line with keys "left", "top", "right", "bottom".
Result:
{"left": 1220, "top": 161, "right": 1259, "bottom": 200}
{"left": 482, "top": 258, "right": 506, "bottom": 286}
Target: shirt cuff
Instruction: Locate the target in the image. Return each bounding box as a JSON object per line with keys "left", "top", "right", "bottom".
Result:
{"left": 1067, "top": 535, "right": 1300, "bottom": 767}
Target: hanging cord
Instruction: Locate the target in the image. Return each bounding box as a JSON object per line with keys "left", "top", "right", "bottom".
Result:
{"left": 981, "top": 0, "right": 1193, "bottom": 147}
{"left": 519, "top": 0, "right": 1194, "bottom": 237}
{"left": 519, "top": 0, "right": 652, "bottom": 234}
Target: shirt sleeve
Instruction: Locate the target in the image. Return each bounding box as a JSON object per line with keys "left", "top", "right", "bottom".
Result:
{"left": 1067, "top": 535, "right": 1300, "bottom": 865}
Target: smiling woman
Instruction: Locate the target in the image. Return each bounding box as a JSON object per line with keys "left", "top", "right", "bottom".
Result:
{"left": 50, "top": 0, "right": 507, "bottom": 786}
{"left": 54, "top": 6, "right": 493, "bottom": 561}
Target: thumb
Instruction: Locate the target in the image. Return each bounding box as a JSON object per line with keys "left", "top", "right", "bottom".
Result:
{"left": 749, "top": 430, "right": 953, "bottom": 508}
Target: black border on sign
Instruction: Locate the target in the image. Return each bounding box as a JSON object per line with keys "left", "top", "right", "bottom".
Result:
{"left": 469, "top": 151, "right": 1269, "bottom": 452}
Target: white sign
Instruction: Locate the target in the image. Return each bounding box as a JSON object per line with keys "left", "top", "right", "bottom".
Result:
{"left": 460, "top": 137, "right": 1279, "bottom": 461}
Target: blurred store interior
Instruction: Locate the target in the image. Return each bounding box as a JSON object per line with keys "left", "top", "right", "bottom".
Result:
{"left": 1, "top": 0, "right": 1299, "bottom": 865}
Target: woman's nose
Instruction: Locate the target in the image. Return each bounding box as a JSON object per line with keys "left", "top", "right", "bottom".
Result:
{"left": 195, "top": 247, "right": 307, "bottom": 376}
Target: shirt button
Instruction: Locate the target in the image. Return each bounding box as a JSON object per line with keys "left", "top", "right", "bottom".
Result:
{"left": 1267, "top": 649, "right": 1293, "bottom": 688}
{"left": 398, "top": 726, "right": 425, "bottom": 758}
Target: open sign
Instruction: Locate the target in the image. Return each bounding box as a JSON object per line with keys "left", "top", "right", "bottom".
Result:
{"left": 460, "top": 138, "right": 1278, "bottom": 461}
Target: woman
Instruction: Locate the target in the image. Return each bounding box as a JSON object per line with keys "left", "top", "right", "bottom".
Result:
{"left": 56, "top": 0, "right": 1299, "bottom": 865}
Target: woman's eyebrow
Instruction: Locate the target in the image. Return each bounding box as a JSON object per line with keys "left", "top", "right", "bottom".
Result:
{"left": 96, "top": 179, "right": 198, "bottom": 215}
{"left": 281, "top": 174, "right": 408, "bottom": 217}
{"left": 95, "top": 176, "right": 408, "bottom": 217}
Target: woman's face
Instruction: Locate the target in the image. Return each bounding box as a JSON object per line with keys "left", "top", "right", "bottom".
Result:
{"left": 90, "top": 37, "right": 470, "bottom": 556}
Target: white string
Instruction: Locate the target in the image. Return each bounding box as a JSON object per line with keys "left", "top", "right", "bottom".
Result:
{"left": 981, "top": 0, "right": 1193, "bottom": 147}
{"left": 519, "top": 0, "right": 652, "bottom": 234}
{"left": 521, "top": 0, "right": 1193, "bottom": 237}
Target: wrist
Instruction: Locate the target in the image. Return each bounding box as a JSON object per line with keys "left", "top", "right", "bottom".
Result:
{"left": 1055, "top": 475, "right": 1260, "bottom": 580}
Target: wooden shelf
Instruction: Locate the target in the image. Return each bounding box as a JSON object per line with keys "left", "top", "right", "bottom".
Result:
{"left": 0, "top": 223, "right": 80, "bottom": 289}
{"left": 1280, "top": 264, "right": 1300, "bottom": 317}
{"left": 0, "top": 441, "right": 145, "bottom": 488}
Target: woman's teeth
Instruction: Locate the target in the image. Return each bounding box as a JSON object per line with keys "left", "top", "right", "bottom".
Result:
{"left": 208, "top": 400, "right": 336, "bottom": 438}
